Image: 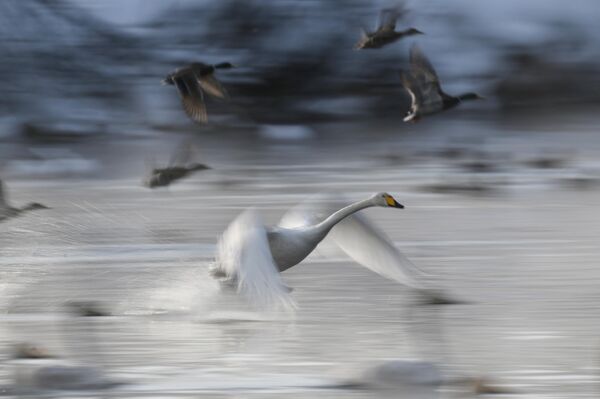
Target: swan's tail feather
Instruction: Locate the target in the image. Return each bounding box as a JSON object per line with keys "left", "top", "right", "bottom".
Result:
{"left": 216, "top": 209, "right": 296, "bottom": 311}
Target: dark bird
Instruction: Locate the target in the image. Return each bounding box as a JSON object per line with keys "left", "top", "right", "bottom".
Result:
{"left": 400, "top": 45, "right": 483, "bottom": 122}
{"left": 10, "top": 342, "right": 123, "bottom": 391}
{"left": 0, "top": 179, "right": 48, "bottom": 222}
{"left": 355, "top": 7, "right": 423, "bottom": 50}
{"left": 144, "top": 141, "right": 211, "bottom": 188}
{"left": 66, "top": 301, "right": 111, "bottom": 317}
{"left": 162, "top": 62, "right": 234, "bottom": 124}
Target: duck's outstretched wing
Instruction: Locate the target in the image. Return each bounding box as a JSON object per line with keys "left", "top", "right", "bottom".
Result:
{"left": 377, "top": 6, "right": 405, "bottom": 31}
{"left": 409, "top": 44, "right": 440, "bottom": 86}
{"left": 399, "top": 71, "right": 421, "bottom": 122}
{"left": 173, "top": 74, "right": 208, "bottom": 123}
{"left": 217, "top": 209, "right": 296, "bottom": 310}
{"left": 279, "top": 194, "right": 427, "bottom": 289}
{"left": 407, "top": 45, "right": 446, "bottom": 110}
{"left": 399, "top": 70, "right": 422, "bottom": 103}
{"left": 197, "top": 74, "right": 229, "bottom": 99}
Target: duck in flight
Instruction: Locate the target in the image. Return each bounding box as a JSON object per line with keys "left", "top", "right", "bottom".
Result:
{"left": 355, "top": 7, "right": 423, "bottom": 50}
{"left": 210, "top": 192, "right": 451, "bottom": 309}
{"left": 162, "top": 62, "right": 234, "bottom": 124}
{"left": 144, "top": 141, "right": 210, "bottom": 188}
{"left": 0, "top": 179, "right": 48, "bottom": 222}
{"left": 400, "top": 45, "right": 483, "bottom": 122}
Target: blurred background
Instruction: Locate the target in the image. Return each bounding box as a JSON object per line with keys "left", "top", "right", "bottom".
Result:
{"left": 1, "top": 0, "right": 600, "bottom": 397}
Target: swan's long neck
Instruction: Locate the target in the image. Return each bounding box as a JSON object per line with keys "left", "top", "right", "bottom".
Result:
{"left": 314, "top": 198, "right": 374, "bottom": 235}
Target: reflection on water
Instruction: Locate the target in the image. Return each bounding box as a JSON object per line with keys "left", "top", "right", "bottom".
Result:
{"left": 1, "top": 119, "right": 599, "bottom": 398}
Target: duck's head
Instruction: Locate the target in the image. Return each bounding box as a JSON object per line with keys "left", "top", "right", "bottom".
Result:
{"left": 371, "top": 192, "right": 404, "bottom": 209}
{"left": 214, "top": 62, "right": 235, "bottom": 70}
{"left": 458, "top": 92, "right": 485, "bottom": 101}
{"left": 405, "top": 27, "right": 424, "bottom": 36}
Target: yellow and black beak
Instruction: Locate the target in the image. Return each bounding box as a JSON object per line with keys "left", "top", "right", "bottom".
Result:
{"left": 384, "top": 194, "right": 404, "bottom": 209}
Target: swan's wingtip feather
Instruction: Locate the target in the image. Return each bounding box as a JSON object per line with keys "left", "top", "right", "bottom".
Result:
{"left": 217, "top": 209, "right": 297, "bottom": 312}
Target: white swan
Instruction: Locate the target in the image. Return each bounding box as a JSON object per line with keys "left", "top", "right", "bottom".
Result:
{"left": 211, "top": 192, "right": 445, "bottom": 309}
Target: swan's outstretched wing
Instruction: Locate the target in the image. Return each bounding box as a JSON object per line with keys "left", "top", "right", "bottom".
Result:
{"left": 217, "top": 209, "right": 296, "bottom": 310}
{"left": 279, "top": 195, "right": 427, "bottom": 289}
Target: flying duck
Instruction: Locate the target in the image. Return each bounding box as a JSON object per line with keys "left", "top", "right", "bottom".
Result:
{"left": 0, "top": 179, "right": 48, "bottom": 222}
{"left": 355, "top": 8, "right": 423, "bottom": 50}
{"left": 162, "top": 62, "right": 234, "bottom": 124}
{"left": 400, "top": 45, "right": 483, "bottom": 122}
{"left": 144, "top": 141, "right": 210, "bottom": 188}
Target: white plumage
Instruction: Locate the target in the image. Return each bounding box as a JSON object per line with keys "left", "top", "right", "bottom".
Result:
{"left": 213, "top": 192, "right": 446, "bottom": 309}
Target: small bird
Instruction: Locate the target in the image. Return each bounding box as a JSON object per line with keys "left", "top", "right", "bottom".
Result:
{"left": 355, "top": 7, "right": 423, "bottom": 50}
{"left": 400, "top": 45, "right": 484, "bottom": 122}
{"left": 144, "top": 141, "right": 211, "bottom": 188}
{"left": 211, "top": 192, "right": 450, "bottom": 309}
{"left": 66, "top": 301, "right": 111, "bottom": 317}
{"left": 162, "top": 62, "right": 234, "bottom": 123}
{"left": 0, "top": 179, "right": 48, "bottom": 222}
{"left": 10, "top": 343, "right": 122, "bottom": 392}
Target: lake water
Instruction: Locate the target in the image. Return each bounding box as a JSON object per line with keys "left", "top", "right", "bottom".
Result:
{"left": 1, "top": 116, "right": 599, "bottom": 398}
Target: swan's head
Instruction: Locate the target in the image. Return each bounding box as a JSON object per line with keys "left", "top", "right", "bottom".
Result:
{"left": 372, "top": 192, "right": 404, "bottom": 209}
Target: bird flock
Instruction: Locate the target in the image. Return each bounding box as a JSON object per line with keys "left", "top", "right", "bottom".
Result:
{"left": 1, "top": 5, "right": 482, "bottom": 307}
{"left": 0, "top": 5, "right": 534, "bottom": 396}
{"left": 163, "top": 7, "right": 482, "bottom": 124}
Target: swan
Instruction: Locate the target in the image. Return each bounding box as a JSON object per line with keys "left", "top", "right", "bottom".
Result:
{"left": 355, "top": 7, "right": 423, "bottom": 50}
{"left": 162, "top": 62, "right": 234, "bottom": 124}
{"left": 210, "top": 192, "right": 447, "bottom": 309}
{"left": 0, "top": 179, "right": 48, "bottom": 222}
{"left": 400, "top": 45, "right": 483, "bottom": 122}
